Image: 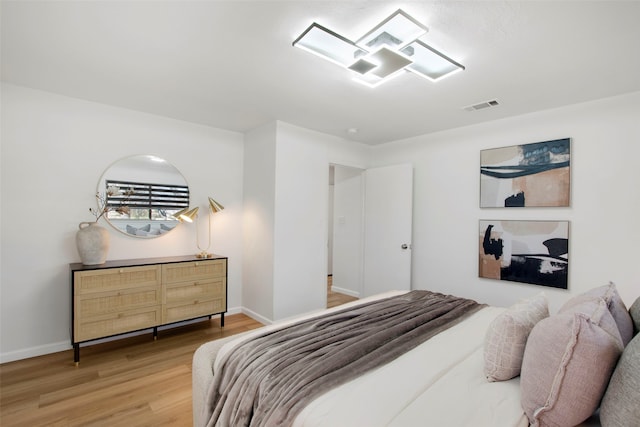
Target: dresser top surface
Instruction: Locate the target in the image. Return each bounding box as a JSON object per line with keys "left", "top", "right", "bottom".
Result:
{"left": 70, "top": 254, "right": 227, "bottom": 272}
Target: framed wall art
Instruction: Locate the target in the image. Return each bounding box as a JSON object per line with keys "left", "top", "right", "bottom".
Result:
{"left": 480, "top": 138, "right": 570, "bottom": 207}
{"left": 479, "top": 220, "right": 569, "bottom": 289}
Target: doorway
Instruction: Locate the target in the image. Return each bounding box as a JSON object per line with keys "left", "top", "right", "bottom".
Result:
{"left": 327, "top": 163, "right": 414, "bottom": 306}
{"left": 327, "top": 164, "right": 364, "bottom": 306}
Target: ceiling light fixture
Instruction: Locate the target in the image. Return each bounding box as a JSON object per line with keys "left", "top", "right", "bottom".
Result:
{"left": 293, "top": 9, "right": 465, "bottom": 87}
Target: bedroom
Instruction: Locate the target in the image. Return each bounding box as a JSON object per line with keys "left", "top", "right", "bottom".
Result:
{"left": 1, "top": 1, "right": 639, "bottom": 425}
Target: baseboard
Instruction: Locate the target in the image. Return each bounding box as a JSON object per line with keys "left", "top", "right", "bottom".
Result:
{"left": 240, "top": 307, "right": 273, "bottom": 326}
{"left": 0, "top": 308, "right": 243, "bottom": 364}
{"left": 0, "top": 341, "right": 71, "bottom": 364}
{"left": 331, "top": 286, "right": 360, "bottom": 298}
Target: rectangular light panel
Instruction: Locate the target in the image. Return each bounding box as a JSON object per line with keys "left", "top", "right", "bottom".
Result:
{"left": 293, "top": 23, "right": 366, "bottom": 68}
{"left": 357, "top": 9, "right": 428, "bottom": 50}
{"left": 401, "top": 40, "right": 465, "bottom": 81}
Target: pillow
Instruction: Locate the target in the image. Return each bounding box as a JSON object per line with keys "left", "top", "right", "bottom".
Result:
{"left": 630, "top": 297, "right": 640, "bottom": 334}
{"left": 520, "top": 298, "right": 624, "bottom": 427}
{"left": 600, "top": 333, "right": 640, "bottom": 426}
{"left": 160, "top": 223, "right": 174, "bottom": 231}
{"left": 484, "top": 292, "right": 548, "bottom": 381}
{"left": 125, "top": 224, "right": 153, "bottom": 236}
{"left": 560, "top": 282, "right": 634, "bottom": 345}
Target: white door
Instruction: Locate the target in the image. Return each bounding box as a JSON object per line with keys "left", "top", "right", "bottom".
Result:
{"left": 362, "top": 164, "right": 413, "bottom": 297}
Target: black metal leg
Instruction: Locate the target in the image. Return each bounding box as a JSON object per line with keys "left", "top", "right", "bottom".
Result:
{"left": 153, "top": 326, "right": 158, "bottom": 340}
{"left": 74, "top": 344, "right": 80, "bottom": 365}
{"left": 221, "top": 313, "right": 225, "bottom": 327}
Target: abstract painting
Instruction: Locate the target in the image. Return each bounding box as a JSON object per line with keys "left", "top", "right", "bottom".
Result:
{"left": 479, "top": 220, "right": 569, "bottom": 289}
{"left": 480, "top": 138, "right": 570, "bottom": 207}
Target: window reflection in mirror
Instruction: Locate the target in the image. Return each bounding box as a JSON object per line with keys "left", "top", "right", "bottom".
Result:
{"left": 98, "top": 155, "right": 189, "bottom": 238}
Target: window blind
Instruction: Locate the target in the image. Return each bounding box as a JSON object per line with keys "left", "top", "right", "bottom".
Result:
{"left": 105, "top": 180, "right": 189, "bottom": 211}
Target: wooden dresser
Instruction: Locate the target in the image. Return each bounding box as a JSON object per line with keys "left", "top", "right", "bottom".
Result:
{"left": 70, "top": 255, "right": 227, "bottom": 363}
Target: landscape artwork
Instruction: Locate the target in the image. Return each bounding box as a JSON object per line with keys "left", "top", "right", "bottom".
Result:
{"left": 479, "top": 220, "right": 569, "bottom": 289}
{"left": 480, "top": 138, "right": 570, "bottom": 207}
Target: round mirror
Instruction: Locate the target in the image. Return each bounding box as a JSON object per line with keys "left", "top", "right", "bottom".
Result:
{"left": 97, "top": 155, "right": 189, "bottom": 238}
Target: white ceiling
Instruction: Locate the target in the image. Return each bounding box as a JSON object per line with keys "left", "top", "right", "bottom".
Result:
{"left": 2, "top": 1, "right": 639, "bottom": 145}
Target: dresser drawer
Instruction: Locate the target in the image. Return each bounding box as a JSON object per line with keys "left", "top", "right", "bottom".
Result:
{"left": 163, "top": 297, "right": 225, "bottom": 324}
{"left": 75, "top": 286, "right": 161, "bottom": 318}
{"left": 162, "top": 260, "right": 226, "bottom": 284}
{"left": 74, "top": 305, "right": 162, "bottom": 342}
{"left": 74, "top": 265, "right": 162, "bottom": 295}
{"left": 164, "top": 277, "right": 225, "bottom": 304}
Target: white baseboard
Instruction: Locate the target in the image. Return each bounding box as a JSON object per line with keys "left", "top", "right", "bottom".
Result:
{"left": 0, "top": 310, "right": 242, "bottom": 364}
{"left": 331, "top": 286, "right": 360, "bottom": 298}
{"left": 225, "top": 306, "right": 242, "bottom": 316}
{"left": 240, "top": 307, "right": 273, "bottom": 325}
{"left": 0, "top": 341, "right": 71, "bottom": 364}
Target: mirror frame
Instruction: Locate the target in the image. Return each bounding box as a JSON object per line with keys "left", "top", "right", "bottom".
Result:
{"left": 97, "top": 155, "right": 189, "bottom": 238}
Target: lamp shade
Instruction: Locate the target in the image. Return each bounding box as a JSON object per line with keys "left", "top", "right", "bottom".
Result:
{"left": 173, "top": 207, "right": 189, "bottom": 221}
{"left": 179, "top": 207, "right": 199, "bottom": 223}
{"left": 208, "top": 197, "right": 224, "bottom": 213}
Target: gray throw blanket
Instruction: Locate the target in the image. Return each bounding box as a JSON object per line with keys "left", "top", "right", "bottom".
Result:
{"left": 203, "top": 290, "right": 484, "bottom": 427}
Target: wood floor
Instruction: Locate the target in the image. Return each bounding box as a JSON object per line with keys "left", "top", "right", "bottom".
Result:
{"left": 0, "top": 281, "right": 357, "bottom": 426}
{"left": 327, "top": 275, "right": 358, "bottom": 308}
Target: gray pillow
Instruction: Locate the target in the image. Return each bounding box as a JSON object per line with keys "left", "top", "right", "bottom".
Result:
{"left": 630, "top": 297, "right": 640, "bottom": 334}
{"left": 125, "top": 224, "right": 152, "bottom": 236}
{"left": 600, "top": 333, "right": 640, "bottom": 426}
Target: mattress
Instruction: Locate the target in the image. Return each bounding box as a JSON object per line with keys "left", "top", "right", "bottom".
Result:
{"left": 193, "top": 291, "right": 528, "bottom": 427}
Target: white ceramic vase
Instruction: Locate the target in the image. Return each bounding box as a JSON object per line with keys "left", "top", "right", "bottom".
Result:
{"left": 76, "top": 222, "right": 110, "bottom": 265}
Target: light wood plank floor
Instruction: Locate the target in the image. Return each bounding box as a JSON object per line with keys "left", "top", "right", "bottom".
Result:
{"left": 327, "top": 275, "right": 358, "bottom": 308}
{"left": 0, "top": 283, "right": 358, "bottom": 426}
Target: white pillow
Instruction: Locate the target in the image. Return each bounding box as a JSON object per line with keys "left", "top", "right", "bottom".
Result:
{"left": 484, "top": 292, "right": 548, "bottom": 382}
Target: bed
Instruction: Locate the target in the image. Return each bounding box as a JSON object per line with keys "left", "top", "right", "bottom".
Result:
{"left": 193, "top": 285, "right": 640, "bottom": 427}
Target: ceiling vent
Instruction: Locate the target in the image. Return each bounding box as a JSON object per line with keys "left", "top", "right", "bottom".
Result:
{"left": 463, "top": 99, "right": 500, "bottom": 112}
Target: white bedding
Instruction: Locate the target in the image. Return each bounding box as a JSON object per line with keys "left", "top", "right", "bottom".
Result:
{"left": 293, "top": 305, "right": 527, "bottom": 427}
{"left": 193, "top": 291, "right": 529, "bottom": 427}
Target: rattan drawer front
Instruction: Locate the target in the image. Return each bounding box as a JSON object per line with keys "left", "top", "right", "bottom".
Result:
{"left": 163, "top": 298, "right": 225, "bottom": 324}
{"left": 75, "top": 265, "right": 161, "bottom": 294}
{"left": 162, "top": 260, "right": 226, "bottom": 284}
{"left": 76, "top": 286, "right": 161, "bottom": 318}
{"left": 164, "top": 277, "right": 225, "bottom": 304}
{"left": 75, "top": 305, "right": 162, "bottom": 342}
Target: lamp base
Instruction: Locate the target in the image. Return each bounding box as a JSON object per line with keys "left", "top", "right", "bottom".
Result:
{"left": 196, "top": 251, "right": 213, "bottom": 259}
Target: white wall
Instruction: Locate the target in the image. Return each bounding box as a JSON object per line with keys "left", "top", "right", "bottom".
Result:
{"left": 0, "top": 83, "right": 245, "bottom": 362}
{"left": 272, "top": 122, "right": 329, "bottom": 319}
{"left": 242, "top": 122, "right": 277, "bottom": 322}
{"left": 332, "top": 165, "right": 364, "bottom": 297}
{"left": 371, "top": 91, "right": 640, "bottom": 312}
{"left": 241, "top": 121, "right": 371, "bottom": 322}
{"left": 4, "top": 82, "right": 636, "bottom": 363}
{"left": 327, "top": 180, "right": 334, "bottom": 276}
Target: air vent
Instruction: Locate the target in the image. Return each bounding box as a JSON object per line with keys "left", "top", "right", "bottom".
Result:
{"left": 463, "top": 99, "right": 500, "bottom": 112}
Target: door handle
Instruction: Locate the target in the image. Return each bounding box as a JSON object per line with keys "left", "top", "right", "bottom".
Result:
{"left": 401, "top": 244, "right": 410, "bottom": 250}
